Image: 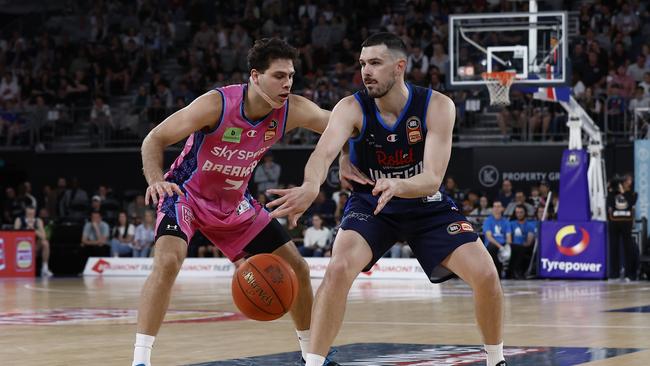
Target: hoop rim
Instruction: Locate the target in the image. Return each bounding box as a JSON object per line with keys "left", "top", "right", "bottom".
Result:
{"left": 481, "top": 71, "right": 517, "bottom": 85}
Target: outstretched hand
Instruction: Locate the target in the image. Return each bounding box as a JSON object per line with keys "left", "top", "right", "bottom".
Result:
{"left": 371, "top": 178, "right": 403, "bottom": 215}
{"left": 266, "top": 183, "right": 319, "bottom": 228}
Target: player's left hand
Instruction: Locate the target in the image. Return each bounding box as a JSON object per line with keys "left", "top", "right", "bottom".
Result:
{"left": 371, "top": 178, "right": 403, "bottom": 215}
{"left": 339, "top": 153, "right": 374, "bottom": 190}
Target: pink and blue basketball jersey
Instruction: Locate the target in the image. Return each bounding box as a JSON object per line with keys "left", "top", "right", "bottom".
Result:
{"left": 156, "top": 84, "right": 289, "bottom": 260}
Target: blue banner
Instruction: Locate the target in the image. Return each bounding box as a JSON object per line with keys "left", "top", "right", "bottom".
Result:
{"left": 635, "top": 141, "right": 650, "bottom": 237}
{"left": 557, "top": 149, "right": 590, "bottom": 222}
{"left": 539, "top": 221, "right": 607, "bottom": 279}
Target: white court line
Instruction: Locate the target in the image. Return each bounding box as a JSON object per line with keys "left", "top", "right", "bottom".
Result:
{"left": 278, "top": 319, "right": 650, "bottom": 330}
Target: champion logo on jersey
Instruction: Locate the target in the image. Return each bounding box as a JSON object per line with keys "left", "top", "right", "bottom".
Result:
{"left": 386, "top": 134, "right": 398, "bottom": 142}
{"left": 406, "top": 117, "right": 423, "bottom": 144}
{"left": 246, "top": 130, "right": 257, "bottom": 138}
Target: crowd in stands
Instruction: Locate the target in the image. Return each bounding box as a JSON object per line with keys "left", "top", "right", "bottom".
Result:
{"left": 1, "top": 168, "right": 554, "bottom": 279}
{"left": 1, "top": 1, "right": 648, "bottom": 148}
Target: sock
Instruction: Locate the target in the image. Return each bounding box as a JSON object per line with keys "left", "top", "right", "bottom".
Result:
{"left": 132, "top": 333, "right": 155, "bottom": 366}
{"left": 42, "top": 263, "right": 49, "bottom": 272}
{"left": 305, "top": 353, "right": 325, "bottom": 366}
{"left": 484, "top": 342, "right": 504, "bottom": 366}
{"left": 296, "top": 329, "right": 310, "bottom": 360}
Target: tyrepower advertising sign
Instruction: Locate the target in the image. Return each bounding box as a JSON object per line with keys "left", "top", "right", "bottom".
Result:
{"left": 539, "top": 221, "right": 607, "bottom": 279}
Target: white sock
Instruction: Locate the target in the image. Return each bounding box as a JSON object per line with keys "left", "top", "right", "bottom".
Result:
{"left": 484, "top": 342, "right": 504, "bottom": 366}
{"left": 132, "top": 333, "right": 155, "bottom": 366}
{"left": 305, "top": 353, "right": 325, "bottom": 366}
{"left": 296, "top": 329, "right": 310, "bottom": 360}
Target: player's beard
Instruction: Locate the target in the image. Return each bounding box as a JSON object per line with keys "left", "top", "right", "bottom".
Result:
{"left": 367, "top": 73, "right": 396, "bottom": 98}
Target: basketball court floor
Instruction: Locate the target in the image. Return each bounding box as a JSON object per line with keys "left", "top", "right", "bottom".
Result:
{"left": 1, "top": 277, "right": 649, "bottom": 365}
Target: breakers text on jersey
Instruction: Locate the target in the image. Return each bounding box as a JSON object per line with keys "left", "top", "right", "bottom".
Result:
{"left": 369, "top": 161, "right": 423, "bottom": 180}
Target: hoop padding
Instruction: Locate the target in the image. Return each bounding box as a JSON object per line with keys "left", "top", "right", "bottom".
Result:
{"left": 482, "top": 72, "right": 516, "bottom": 106}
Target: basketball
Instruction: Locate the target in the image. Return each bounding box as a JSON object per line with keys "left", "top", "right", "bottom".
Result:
{"left": 231, "top": 254, "right": 299, "bottom": 321}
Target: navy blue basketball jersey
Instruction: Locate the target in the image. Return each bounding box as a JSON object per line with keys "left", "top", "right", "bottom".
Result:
{"left": 348, "top": 83, "right": 453, "bottom": 212}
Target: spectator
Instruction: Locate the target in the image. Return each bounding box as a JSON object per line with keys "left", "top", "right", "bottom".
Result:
{"left": 627, "top": 55, "right": 648, "bottom": 83}
{"left": 483, "top": 201, "right": 512, "bottom": 278}
{"left": 628, "top": 86, "right": 650, "bottom": 113}
{"left": 444, "top": 176, "right": 465, "bottom": 205}
{"left": 508, "top": 205, "right": 536, "bottom": 279}
{"left": 90, "top": 96, "right": 113, "bottom": 147}
{"left": 253, "top": 153, "right": 281, "bottom": 195}
{"left": 497, "top": 179, "right": 514, "bottom": 207}
{"left": 406, "top": 45, "right": 429, "bottom": 76}
{"left": 2, "top": 187, "right": 23, "bottom": 224}
{"left": 504, "top": 190, "right": 535, "bottom": 217}
{"left": 608, "top": 65, "right": 636, "bottom": 99}
{"left": 640, "top": 72, "right": 650, "bottom": 97}
{"left": 14, "top": 206, "right": 52, "bottom": 277}
{"left": 469, "top": 195, "right": 492, "bottom": 226}
{"left": 127, "top": 194, "right": 148, "bottom": 222}
{"left": 0, "top": 72, "right": 20, "bottom": 102}
{"left": 110, "top": 211, "right": 135, "bottom": 257}
{"left": 306, "top": 190, "right": 337, "bottom": 227}
{"left": 133, "top": 210, "right": 155, "bottom": 257}
{"left": 299, "top": 214, "right": 332, "bottom": 257}
{"left": 333, "top": 191, "right": 349, "bottom": 225}
{"left": 390, "top": 241, "right": 413, "bottom": 258}
{"left": 59, "top": 177, "right": 89, "bottom": 218}
{"left": 81, "top": 211, "right": 111, "bottom": 260}
{"left": 607, "top": 174, "right": 638, "bottom": 281}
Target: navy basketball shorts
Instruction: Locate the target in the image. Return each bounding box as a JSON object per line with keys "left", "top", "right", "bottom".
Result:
{"left": 339, "top": 194, "right": 479, "bottom": 283}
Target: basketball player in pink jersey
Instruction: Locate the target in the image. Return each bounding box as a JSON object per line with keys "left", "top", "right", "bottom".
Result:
{"left": 132, "top": 38, "right": 337, "bottom": 366}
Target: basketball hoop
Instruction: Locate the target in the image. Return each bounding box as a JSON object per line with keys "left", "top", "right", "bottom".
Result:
{"left": 481, "top": 71, "right": 516, "bottom": 106}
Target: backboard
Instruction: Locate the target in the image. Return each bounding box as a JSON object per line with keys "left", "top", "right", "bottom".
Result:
{"left": 449, "top": 11, "right": 567, "bottom": 87}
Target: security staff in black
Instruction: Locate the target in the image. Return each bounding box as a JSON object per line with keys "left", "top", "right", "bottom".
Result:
{"left": 607, "top": 176, "right": 638, "bottom": 280}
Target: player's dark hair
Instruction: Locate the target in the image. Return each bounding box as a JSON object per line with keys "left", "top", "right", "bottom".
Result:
{"left": 247, "top": 38, "right": 299, "bottom": 72}
{"left": 361, "top": 32, "right": 407, "bottom": 57}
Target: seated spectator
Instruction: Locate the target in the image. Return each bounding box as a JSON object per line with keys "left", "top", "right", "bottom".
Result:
{"left": 90, "top": 96, "right": 113, "bottom": 147}
{"left": 299, "top": 214, "right": 332, "bottom": 257}
{"left": 497, "top": 179, "right": 514, "bottom": 207}
{"left": 14, "top": 206, "right": 52, "bottom": 277}
{"left": 508, "top": 205, "right": 536, "bottom": 279}
{"left": 133, "top": 210, "right": 155, "bottom": 257}
{"left": 2, "top": 186, "right": 24, "bottom": 225}
{"left": 81, "top": 210, "right": 111, "bottom": 260}
{"left": 306, "top": 190, "right": 337, "bottom": 227}
{"left": 127, "top": 194, "right": 147, "bottom": 222}
{"left": 333, "top": 191, "right": 349, "bottom": 225}
{"left": 253, "top": 153, "right": 281, "bottom": 196}
{"left": 483, "top": 201, "right": 512, "bottom": 278}
{"left": 390, "top": 241, "right": 413, "bottom": 258}
{"left": 469, "top": 195, "right": 492, "bottom": 226}
{"left": 110, "top": 211, "right": 135, "bottom": 257}
{"left": 504, "top": 190, "right": 535, "bottom": 217}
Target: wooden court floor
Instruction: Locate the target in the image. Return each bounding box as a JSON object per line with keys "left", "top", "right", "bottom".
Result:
{"left": 1, "top": 277, "right": 649, "bottom": 365}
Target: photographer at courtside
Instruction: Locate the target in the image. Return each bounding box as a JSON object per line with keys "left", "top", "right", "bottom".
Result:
{"left": 607, "top": 174, "right": 638, "bottom": 281}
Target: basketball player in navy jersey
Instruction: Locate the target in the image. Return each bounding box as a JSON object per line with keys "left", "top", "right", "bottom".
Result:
{"left": 267, "top": 33, "right": 507, "bottom": 366}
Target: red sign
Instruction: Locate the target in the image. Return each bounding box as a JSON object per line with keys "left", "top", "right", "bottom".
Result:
{"left": 0, "top": 231, "right": 36, "bottom": 278}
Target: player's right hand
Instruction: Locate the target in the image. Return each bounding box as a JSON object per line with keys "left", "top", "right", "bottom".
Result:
{"left": 145, "top": 181, "right": 185, "bottom": 205}
{"left": 266, "top": 183, "right": 319, "bottom": 228}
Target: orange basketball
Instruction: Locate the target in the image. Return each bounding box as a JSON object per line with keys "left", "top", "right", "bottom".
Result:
{"left": 231, "top": 253, "right": 299, "bottom": 321}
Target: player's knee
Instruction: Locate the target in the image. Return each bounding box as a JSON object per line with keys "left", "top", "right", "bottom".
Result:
{"left": 324, "top": 258, "right": 360, "bottom": 284}
{"left": 154, "top": 252, "right": 183, "bottom": 279}
{"left": 474, "top": 267, "right": 501, "bottom": 295}
{"left": 292, "top": 257, "right": 311, "bottom": 282}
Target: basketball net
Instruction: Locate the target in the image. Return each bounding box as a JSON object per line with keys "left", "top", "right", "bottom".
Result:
{"left": 481, "top": 71, "right": 516, "bottom": 106}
